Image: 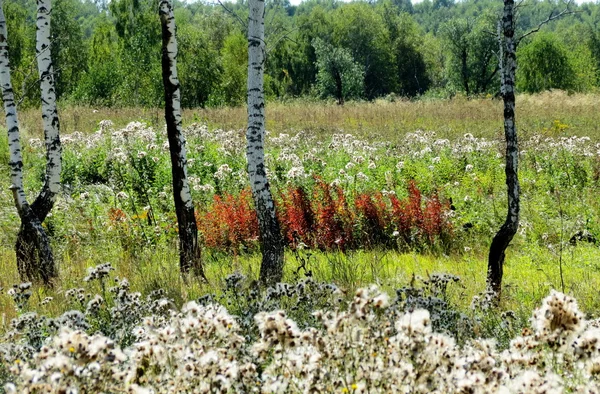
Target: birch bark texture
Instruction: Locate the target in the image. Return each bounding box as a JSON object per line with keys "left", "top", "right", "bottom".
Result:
{"left": 487, "top": 0, "right": 520, "bottom": 296}
{"left": 31, "top": 0, "right": 62, "bottom": 222}
{"left": 0, "top": 0, "right": 56, "bottom": 284}
{"left": 247, "top": 0, "right": 285, "bottom": 285}
{"left": 159, "top": 0, "right": 205, "bottom": 279}
{"left": 16, "top": 0, "right": 63, "bottom": 282}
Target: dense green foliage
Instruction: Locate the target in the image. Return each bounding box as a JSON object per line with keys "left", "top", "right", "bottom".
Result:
{"left": 4, "top": 0, "right": 600, "bottom": 107}
{"left": 313, "top": 38, "right": 364, "bottom": 102}
{"left": 517, "top": 33, "right": 575, "bottom": 93}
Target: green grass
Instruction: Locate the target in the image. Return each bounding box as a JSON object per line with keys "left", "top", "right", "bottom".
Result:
{"left": 2, "top": 91, "right": 600, "bottom": 333}
{"left": 1, "top": 240, "right": 600, "bottom": 333}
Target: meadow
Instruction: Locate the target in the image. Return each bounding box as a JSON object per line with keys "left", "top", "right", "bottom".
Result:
{"left": 2, "top": 91, "right": 600, "bottom": 392}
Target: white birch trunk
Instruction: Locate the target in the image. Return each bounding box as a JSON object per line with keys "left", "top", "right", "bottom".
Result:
{"left": 488, "top": 0, "right": 520, "bottom": 296}
{"left": 0, "top": 0, "right": 56, "bottom": 284}
{"left": 0, "top": 2, "right": 27, "bottom": 211}
{"left": 31, "top": 0, "right": 62, "bottom": 222}
{"left": 159, "top": 0, "right": 205, "bottom": 278}
{"left": 247, "top": 0, "right": 284, "bottom": 285}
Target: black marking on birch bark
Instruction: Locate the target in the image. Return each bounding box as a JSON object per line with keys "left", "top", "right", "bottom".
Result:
{"left": 160, "top": 0, "right": 205, "bottom": 280}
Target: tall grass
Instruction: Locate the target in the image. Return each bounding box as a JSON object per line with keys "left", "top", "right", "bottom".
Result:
{"left": 8, "top": 91, "right": 600, "bottom": 141}
{"left": 1, "top": 91, "right": 600, "bottom": 329}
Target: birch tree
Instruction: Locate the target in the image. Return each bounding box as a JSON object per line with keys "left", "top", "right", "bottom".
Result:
{"left": 31, "top": 0, "right": 62, "bottom": 225}
{"left": 487, "top": 0, "right": 518, "bottom": 296}
{"left": 488, "top": 0, "right": 573, "bottom": 296}
{"left": 159, "top": 0, "right": 205, "bottom": 279}
{"left": 247, "top": 0, "right": 285, "bottom": 285}
{"left": 0, "top": 0, "right": 58, "bottom": 284}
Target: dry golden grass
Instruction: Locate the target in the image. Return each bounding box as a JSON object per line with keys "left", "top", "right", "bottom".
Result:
{"left": 7, "top": 91, "right": 600, "bottom": 141}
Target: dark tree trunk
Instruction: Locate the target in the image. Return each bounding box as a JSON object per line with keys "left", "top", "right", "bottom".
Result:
{"left": 14, "top": 191, "right": 56, "bottom": 283}
{"left": 476, "top": 51, "right": 494, "bottom": 93}
{"left": 333, "top": 67, "right": 344, "bottom": 105}
{"left": 481, "top": 64, "right": 499, "bottom": 93}
{"left": 461, "top": 48, "right": 470, "bottom": 97}
{"left": 159, "top": 0, "right": 205, "bottom": 279}
{"left": 248, "top": 0, "right": 285, "bottom": 286}
{"left": 488, "top": 0, "right": 519, "bottom": 296}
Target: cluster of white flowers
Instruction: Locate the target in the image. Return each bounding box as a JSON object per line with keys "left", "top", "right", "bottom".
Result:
{"left": 98, "top": 119, "right": 114, "bottom": 133}
{"left": 46, "top": 120, "right": 600, "bottom": 224}
{"left": 213, "top": 164, "right": 233, "bottom": 180}
{"left": 3, "top": 285, "right": 600, "bottom": 393}
{"left": 185, "top": 126, "right": 246, "bottom": 156}
{"left": 286, "top": 166, "right": 307, "bottom": 179}
{"left": 83, "top": 263, "right": 115, "bottom": 283}
{"left": 269, "top": 131, "right": 311, "bottom": 151}
{"left": 328, "top": 134, "right": 380, "bottom": 156}
{"left": 187, "top": 176, "right": 215, "bottom": 193}
{"left": 527, "top": 134, "right": 595, "bottom": 157}
{"left": 113, "top": 122, "right": 156, "bottom": 144}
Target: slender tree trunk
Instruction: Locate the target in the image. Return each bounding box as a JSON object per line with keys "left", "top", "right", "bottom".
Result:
{"left": 159, "top": 0, "right": 205, "bottom": 279}
{"left": 482, "top": 64, "right": 499, "bottom": 93}
{"left": 17, "top": 0, "right": 62, "bottom": 282}
{"left": 247, "top": 0, "right": 285, "bottom": 285}
{"left": 32, "top": 0, "right": 61, "bottom": 222}
{"left": 333, "top": 67, "right": 344, "bottom": 105}
{"left": 461, "top": 48, "right": 470, "bottom": 97}
{"left": 487, "top": 1, "right": 519, "bottom": 296}
{"left": 0, "top": 0, "right": 56, "bottom": 285}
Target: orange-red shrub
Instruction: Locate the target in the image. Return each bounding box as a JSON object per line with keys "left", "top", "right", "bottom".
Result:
{"left": 196, "top": 188, "right": 259, "bottom": 253}
{"left": 195, "top": 181, "right": 451, "bottom": 253}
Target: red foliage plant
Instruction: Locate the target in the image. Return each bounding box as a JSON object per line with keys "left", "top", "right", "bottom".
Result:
{"left": 108, "top": 208, "right": 127, "bottom": 223}
{"left": 389, "top": 180, "right": 423, "bottom": 241}
{"left": 354, "top": 192, "right": 389, "bottom": 246}
{"left": 278, "top": 186, "right": 315, "bottom": 248}
{"left": 196, "top": 188, "right": 259, "bottom": 253}
{"left": 311, "top": 179, "right": 346, "bottom": 250}
{"left": 422, "top": 194, "right": 444, "bottom": 243}
{"left": 195, "top": 180, "right": 451, "bottom": 253}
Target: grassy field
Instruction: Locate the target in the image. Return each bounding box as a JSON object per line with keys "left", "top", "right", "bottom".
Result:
{"left": 3, "top": 92, "right": 600, "bottom": 392}
{"left": 1, "top": 91, "right": 600, "bottom": 325}
{"left": 10, "top": 90, "right": 600, "bottom": 141}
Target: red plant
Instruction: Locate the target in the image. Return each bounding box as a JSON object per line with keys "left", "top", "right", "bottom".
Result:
{"left": 390, "top": 180, "right": 423, "bottom": 241}
{"left": 312, "top": 179, "right": 347, "bottom": 250}
{"left": 278, "top": 186, "right": 315, "bottom": 248}
{"left": 194, "top": 180, "right": 452, "bottom": 253}
{"left": 196, "top": 188, "right": 259, "bottom": 252}
{"left": 355, "top": 192, "right": 388, "bottom": 245}
{"left": 422, "top": 194, "right": 444, "bottom": 243}
{"left": 407, "top": 180, "right": 424, "bottom": 229}
{"left": 333, "top": 185, "right": 355, "bottom": 247}
{"left": 390, "top": 194, "right": 408, "bottom": 238}
{"left": 108, "top": 208, "right": 127, "bottom": 223}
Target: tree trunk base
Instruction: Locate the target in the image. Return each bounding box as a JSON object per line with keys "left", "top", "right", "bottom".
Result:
{"left": 181, "top": 246, "right": 207, "bottom": 283}
{"left": 487, "top": 222, "right": 516, "bottom": 299}
{"left": 15, "top": 218, "right": 56, "bottom": 286}
{"left": 259, "top": 249, "right": 284, "bottom": 286}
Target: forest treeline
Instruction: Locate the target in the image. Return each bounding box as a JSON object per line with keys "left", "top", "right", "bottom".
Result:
{"left": 5, "top": 0, "right": 600, "bottom": 107}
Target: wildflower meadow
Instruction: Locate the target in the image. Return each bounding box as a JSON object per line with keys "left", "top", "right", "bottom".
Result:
{"left": 2, "top": 93, "right": 600, "bottom": 392}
